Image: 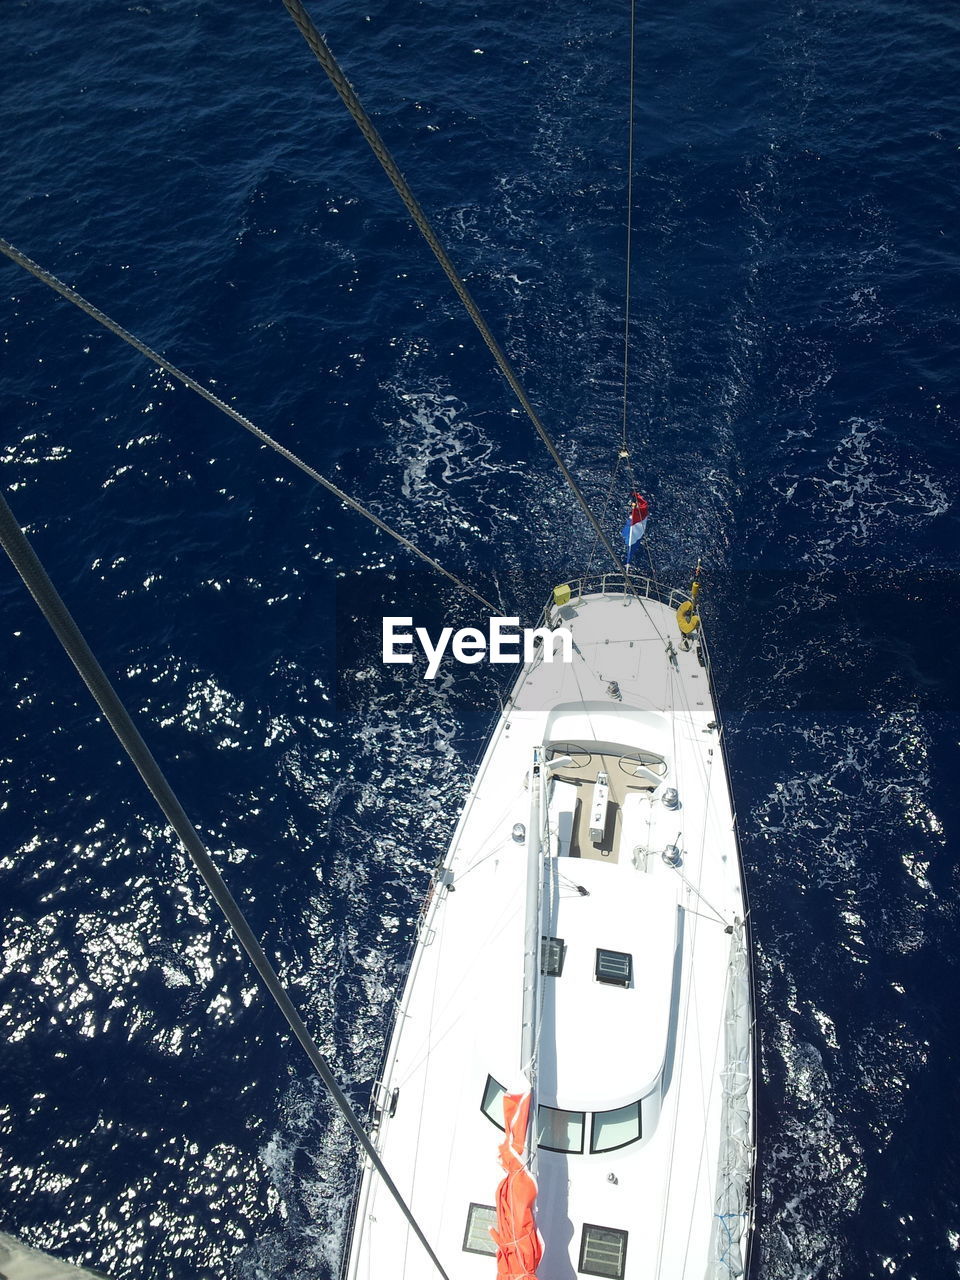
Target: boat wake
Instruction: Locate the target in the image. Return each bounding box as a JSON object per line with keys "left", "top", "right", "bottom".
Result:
{"left": 743, "top": 706, "right": 949, "bottom": 1278}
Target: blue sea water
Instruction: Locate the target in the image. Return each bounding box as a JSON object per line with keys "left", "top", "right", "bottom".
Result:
{"left": 1, "top": 0, "right": 958, "bottom": 1276}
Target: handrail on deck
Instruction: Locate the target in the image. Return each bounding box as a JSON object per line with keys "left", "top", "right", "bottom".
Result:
{"left": 546, "top": 571, "right": 692, "bottom": 613}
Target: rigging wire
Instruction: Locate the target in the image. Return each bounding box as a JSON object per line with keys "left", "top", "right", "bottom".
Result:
{"left": 0, "top": 486, "right": 453, "bottom": 1280}
{"left": 0, "top": 235, "right": 498, "bottom": 615}
{"left": 621, "top": 0, "right": 638, "bottom": 456}
{"left": 277, "top": 0, "right": 626, "bottom": 574}
{"left": 618, "top": 0, "right": 670, "bottom": 605}
{"left": 583, "top": 453, "right": 625, "bottom": 579}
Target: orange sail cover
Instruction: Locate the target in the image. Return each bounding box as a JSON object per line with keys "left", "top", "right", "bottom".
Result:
{"left": 491, "top": 1091, "right": 543, "bottom": 1279}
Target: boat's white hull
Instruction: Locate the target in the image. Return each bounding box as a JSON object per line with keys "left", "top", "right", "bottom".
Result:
{"left": 344, "top": 577, "right": 755, "bottom": 1280}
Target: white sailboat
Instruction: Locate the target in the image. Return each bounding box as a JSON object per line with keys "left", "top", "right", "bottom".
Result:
{"left": 344, "top": 571, "right": 755, "bottom": 1279}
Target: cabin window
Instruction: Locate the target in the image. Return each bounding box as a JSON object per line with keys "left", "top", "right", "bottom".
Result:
{"left": 578, "top": 1224, "right": 628, "bottom": 1278}
{"left": 481, "top": 1075, "right": 507, "bottom": 1130}
{"left": 537, "top": 1104, "right": 584, "bottom": 1154}
{"left": 541, "top": 935, "right": 566, "bottom": 977}
{"left": 595, "top": 948, "right": 632, "bottom": 987}
{"left": 463, "top": 1203, "right": 497, "bottom": 1256}
{"left": 590, "top": 1101, "right": 641, "bottom": 1153}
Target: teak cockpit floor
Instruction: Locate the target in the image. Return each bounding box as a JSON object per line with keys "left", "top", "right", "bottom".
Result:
{"left": 547, "top": 750, "right": 655, "bottom": 863}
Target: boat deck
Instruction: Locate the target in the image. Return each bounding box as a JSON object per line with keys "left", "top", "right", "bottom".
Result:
{"left": 344, "top": 587, "right": 753, "bottom": 1280}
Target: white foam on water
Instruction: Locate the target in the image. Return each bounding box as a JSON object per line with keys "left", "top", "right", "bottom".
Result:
{"left": 243, "top": 1089, "right": 354, "bottom": 1280}
{"left": 767, "top": 417, "right": 950, "bottom": 570}
{"left": 380, "top": 373, "right": 529, "bottom": 550}
{"left": 750, "top": 705, "right": 948, "bottom": 1277}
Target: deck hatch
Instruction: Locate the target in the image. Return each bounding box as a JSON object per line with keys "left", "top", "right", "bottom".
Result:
{"left": 595, "top": 948, "right": 632, "bottom": 986}
{"left": 463, "top": 1203, "right": 497, "bottom": 1256}
{"left": 578, "top": 1223, "right": 628, "bottom": 1277}
{"left": 541, "top": 935, "right": 566, "bottom": 976}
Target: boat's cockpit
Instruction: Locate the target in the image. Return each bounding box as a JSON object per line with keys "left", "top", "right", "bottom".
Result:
{"left": 545, "top": 740, "right": 675, "bottom": 866}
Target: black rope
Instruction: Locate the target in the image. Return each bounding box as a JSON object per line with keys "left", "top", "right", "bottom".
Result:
{"left": 278, "top": 0, "right": 625, "bottom": 573}
{"left": 584, "top": 454, "right": 624, "bottom": 579}
{"left": 0, "top": 236, "right": 497, "bottom": 615}
{"left": 621, "top": 0, "right": 638, "bottom": 454}
{"left": 617, "top": 0, "right": 663, "bottom": 610}
{"left": 0, "top": 487, "right": 453, "bottom": 1280}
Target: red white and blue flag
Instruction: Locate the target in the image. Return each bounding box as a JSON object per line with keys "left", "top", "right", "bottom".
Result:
{"left": 621, "top": 493, "right": 649, "bottom": 564}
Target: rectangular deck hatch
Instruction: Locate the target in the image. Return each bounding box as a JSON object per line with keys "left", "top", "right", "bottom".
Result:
{"left": 578, "top": 1224, "right": 628, "bottom": 1278}
{"left": 595, "top": 948, "right": 632, "bottom": 986}
{"left": 541, "top": 935, "right": 566, "bottom": 976}
{"left": 463, "top": 1203, "right": 497, "bottom": 1255}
